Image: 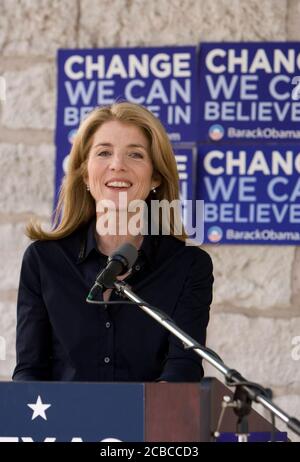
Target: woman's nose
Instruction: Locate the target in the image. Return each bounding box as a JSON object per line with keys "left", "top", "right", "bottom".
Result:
{"left": 109, "top": 153, "right": 127, "bottom": 170}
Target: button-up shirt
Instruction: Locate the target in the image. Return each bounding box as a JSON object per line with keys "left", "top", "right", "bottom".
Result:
{"left": 13, "top": 220, "right": 213, "bottom": 382}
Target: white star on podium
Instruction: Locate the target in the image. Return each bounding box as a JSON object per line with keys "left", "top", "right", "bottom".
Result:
{"left": 27, "top": 395, "right": 51, "bottom": 421}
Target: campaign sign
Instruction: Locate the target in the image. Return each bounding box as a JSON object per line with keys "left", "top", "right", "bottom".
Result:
{"left": 197, "top": 145, "right": 300, "bottom": 244}
{"left": 198, "top": 42, "right": 300, "bottom": 143}
{"left": 55, "top": 46, "right": 197, "bottom": 201}
{"left": 173, "top": 144, "right": 198, "bottom": 238}
{"left": 0, "top": 382, "right": 144, "bottom": 442}
{"left": 174, "top": 144, "right": 196, "bottom": 202}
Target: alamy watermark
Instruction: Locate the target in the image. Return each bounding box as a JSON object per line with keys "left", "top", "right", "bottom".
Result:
{"left": 0, "top": 76, "right": 6, "bottom": 102}
{"left": 291, "top": 76, "right": 300, "bottom": 101}
{"left": 95, "top": 193, "right": 204, "bottom": 244}
{"left": 0, "top": 336, "right": 6, "bottom": 361}
{"left": 291, "top": 336, "right": 300, "bottom": 361}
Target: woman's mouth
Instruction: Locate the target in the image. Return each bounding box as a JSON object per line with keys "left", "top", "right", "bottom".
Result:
{"left": 105, "top": 181, "right": 132, "bottom": 190}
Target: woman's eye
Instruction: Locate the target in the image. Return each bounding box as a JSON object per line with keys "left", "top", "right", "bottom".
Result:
{"left": 97, "top": 151, "right": 111, "bottom": 157}
{"left": 130, "top": 152, "right": 143, "bottom": 159}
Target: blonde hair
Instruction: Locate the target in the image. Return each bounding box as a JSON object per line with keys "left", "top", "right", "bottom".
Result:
{"left": 27, "top": 102, "right": 187, "bottom": 241}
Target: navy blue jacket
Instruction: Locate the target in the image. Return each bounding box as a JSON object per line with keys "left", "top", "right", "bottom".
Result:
{"left": 13, "top": 220, "right": 213, "bottom": 382}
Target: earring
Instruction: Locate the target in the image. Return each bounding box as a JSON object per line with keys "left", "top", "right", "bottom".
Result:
{"left": 86, "top": 185, "right": 90, "bottom": 191}
{"left": 152, "top": 187, "right": 157, "bottom": 194}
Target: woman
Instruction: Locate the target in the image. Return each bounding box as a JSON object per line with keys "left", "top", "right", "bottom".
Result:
{"left": 13, "top": 102, "right": 213, "bottom": 382}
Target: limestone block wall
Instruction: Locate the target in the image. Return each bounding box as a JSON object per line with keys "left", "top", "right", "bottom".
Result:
{"left": 0, "top": 0, "right": 299, "bottom": 440}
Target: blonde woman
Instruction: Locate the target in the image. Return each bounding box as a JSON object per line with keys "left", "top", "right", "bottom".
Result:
{"left": 13, "top": 102, "right": 213, "bottom": 382}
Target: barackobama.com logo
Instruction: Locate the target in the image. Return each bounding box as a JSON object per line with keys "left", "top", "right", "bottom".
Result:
{"left": 208, "top": 124, "right": 224, "bottom": 141}
{"left": 68, "top": 129, "right": 78, "bottom": 144}
{"left": 207, "top": 226, "right": 223, "bottom": 243}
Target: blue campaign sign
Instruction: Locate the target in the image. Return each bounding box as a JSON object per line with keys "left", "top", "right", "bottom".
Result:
{"left": 198, "top": 42, "right": 300, "bottom": 143}
{"left": 197, "top": 144, "right": 300, "bottom": 244}
{"left": 173, "top": 144, "right": 202, "bottom": 241}
{"left": 55, "top": 46, "right": 197, "bottom": 200}
{"left": 173, "top": 144, "right": 196, "bottom": 203}
{"left": 0, "top": 382, "right": 144, "bottom": 442}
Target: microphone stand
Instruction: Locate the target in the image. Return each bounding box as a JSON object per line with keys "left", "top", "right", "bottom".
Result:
{"left": 113, "top": 279, "right": 300, "bottom": 440}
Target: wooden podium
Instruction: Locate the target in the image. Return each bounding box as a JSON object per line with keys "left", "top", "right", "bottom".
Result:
{"left": 146, "top": 378, "right": 276, "bottom": 441}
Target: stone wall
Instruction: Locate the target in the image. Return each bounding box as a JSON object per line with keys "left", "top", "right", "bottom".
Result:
{"left": 0, "top": 0, "right": 299, "bottom": 440}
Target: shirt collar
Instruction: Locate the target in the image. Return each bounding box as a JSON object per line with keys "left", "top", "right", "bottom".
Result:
{"left": 77, "top": 219, "right": 99, "bottom": 264}
{"left": 77, "top": 218, "right": 158, "bottom": 269}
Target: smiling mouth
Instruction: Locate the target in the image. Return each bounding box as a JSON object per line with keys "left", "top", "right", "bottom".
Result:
{"left": 105, "top": 181, "right": 132, "bottom": 189}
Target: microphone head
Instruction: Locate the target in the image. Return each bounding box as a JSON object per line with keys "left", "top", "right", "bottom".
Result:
{"left": 109, "top": 242, "right": 139, "bottom": 272}
{"left": 88, "top": 243, "right": 139, "bottom": 298}
{"left": 100, "top": 242, "right": 138, "bottom": 289}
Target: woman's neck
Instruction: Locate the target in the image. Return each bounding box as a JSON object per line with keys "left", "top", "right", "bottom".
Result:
{"left": 95, "top": 232, "right": 144, "bottom": 256}
{"left": 95, "top": 210, "right": 145, "bottom": 256}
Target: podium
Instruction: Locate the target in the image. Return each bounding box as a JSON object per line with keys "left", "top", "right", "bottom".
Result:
{"left": 0, "top": 378, "right": 281, "bottom": 442}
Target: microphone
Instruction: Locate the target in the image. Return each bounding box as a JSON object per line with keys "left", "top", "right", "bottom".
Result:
{"left": 87, "top": 243, "right": 138, "bottom": 301}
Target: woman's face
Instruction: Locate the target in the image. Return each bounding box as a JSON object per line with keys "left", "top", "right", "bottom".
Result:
{"left": 86, "top": 120, "right": 160, "bottom": 209}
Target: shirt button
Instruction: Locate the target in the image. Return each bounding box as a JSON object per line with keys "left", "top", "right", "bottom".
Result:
{"left": 105, "top": 322, "right": 111, "bottom": 328}
{"left": 134, "top": 264, "right": 141, "bottom": 271}
{"left": 104, "top": 357, "right": 110, "bottom": 364}
{"left": 104, "top": 304, "right": 108, "bottom": 309}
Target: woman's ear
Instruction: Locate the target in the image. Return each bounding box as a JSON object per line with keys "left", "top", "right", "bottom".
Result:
{"left": 152, "top": 172, "right": 162, "bottom": 189}
{"left": 82, "top": 170, "right": 89, "bottom": 187}
{"left": 82, "top": 176, "right": 90, "bottom": 191}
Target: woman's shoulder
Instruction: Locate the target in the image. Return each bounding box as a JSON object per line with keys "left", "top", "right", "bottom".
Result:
{"left": 23, "top": 226, "right": 85, "bottom": 261}
{"left": 158, "top": 235, "right": 213, "bottom": 267}
{"left": 184, "top": 239, "right": 213, "bottom": 263}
